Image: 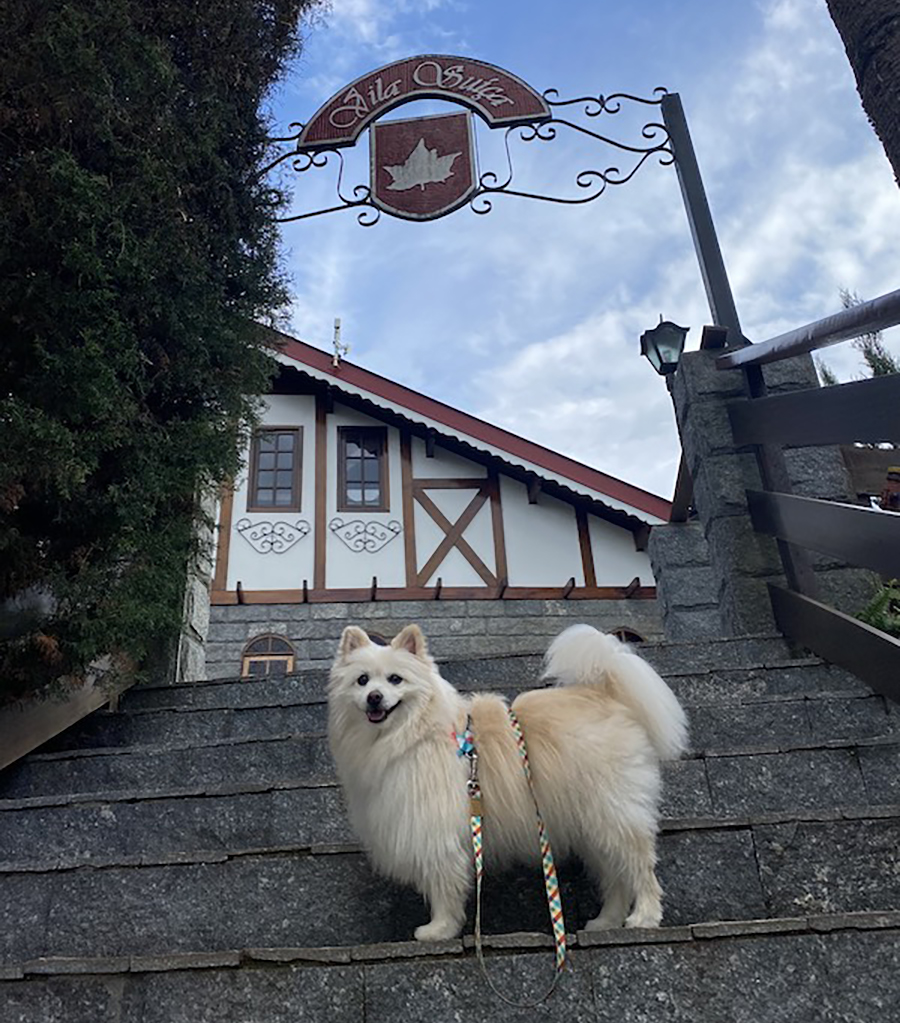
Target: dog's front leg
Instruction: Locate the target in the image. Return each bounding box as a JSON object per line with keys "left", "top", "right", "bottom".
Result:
{"left": 414, "top": 855, "right": 470, "bottom": 941}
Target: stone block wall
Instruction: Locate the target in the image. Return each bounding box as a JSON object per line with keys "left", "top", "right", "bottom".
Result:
{"left": 204, "top": 598, "right": 663, "bottom": 680}
{"left": 650, "top": 347, "right": 878, "bottom": 641}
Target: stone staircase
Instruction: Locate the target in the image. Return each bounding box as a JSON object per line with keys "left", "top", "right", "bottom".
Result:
{"left": 2, "top": 633, "right": 899, "bottom": 1020}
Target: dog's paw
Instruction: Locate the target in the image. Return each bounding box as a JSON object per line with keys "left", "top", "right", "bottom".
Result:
{"left": 624, "top": 908, "right": 662, "bottom": 929}
{"left": 414, "top": 920, "right": 461, "bottom": 942}
{"left": 583, "top": 915, "right": 624, "bottom": 932}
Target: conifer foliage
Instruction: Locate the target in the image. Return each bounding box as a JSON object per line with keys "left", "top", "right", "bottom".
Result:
{"left": 0, "top": 1, "right": 316, "bottom": 699}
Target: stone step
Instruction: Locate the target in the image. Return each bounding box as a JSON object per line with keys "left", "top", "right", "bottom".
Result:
{"left": 1, "top": 813, "right": 898, "bottom": 965}
{"left": 122, "top": 644, "right": 867, "bottom": 719}
{"left": 3, "top": 914, "right": 899, "bottom": 1022}
{"left": 0, "top": 759, "right": 895, "bottom": 874}
{"left": 38, "top": 672, "right": 892, "bottom": 756}
{"left": 4, "top": 719, "right": 897, "bottom": 814}
{"left": 42, "top": 702, "right": 330, "bottom": 753}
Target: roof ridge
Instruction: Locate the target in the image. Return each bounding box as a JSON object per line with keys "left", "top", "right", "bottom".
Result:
{"left": 260, "top": 325, "right": 672, "bottom": 521}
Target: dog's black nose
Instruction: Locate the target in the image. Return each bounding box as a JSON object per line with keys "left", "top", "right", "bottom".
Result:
{"left": 367, "top": 691, "right": 383, "bottom": 708}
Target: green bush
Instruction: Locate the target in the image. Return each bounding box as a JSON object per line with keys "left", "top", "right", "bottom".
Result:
{"left": 0, "top": 1, "right": 319, "bottom": 700}
{"left": 857, "top": 580, "right": 900, "bottom": 639}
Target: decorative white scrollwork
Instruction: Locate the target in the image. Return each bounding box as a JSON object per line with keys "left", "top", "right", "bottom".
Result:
{"left": 329, "top": 517, "right": 402, "bottom": 553}
{"left": 235, "top": 518, "right": 311, "bottom": 555}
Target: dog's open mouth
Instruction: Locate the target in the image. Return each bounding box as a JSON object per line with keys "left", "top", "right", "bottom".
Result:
{"left": 366, "top": 702, "right": 399, "bottom": 724}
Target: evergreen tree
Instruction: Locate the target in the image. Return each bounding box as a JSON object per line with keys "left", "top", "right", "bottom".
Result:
{"left": 817, "top": 289, "right": 899, "bottom": 386}
{"left": 0, "top": 1, "right": 319, "bottom": 700}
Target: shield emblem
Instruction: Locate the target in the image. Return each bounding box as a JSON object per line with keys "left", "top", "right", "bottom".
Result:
{"left": 370, "top": 111, "right": 476, "bottom": 221}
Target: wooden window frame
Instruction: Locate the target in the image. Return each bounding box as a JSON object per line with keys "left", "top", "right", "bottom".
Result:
{"left": 240, "top": 635, "right": 296, "bottom": 678}
{"left": 337, "top": 426, "right": 390, "bottom": 513}
{"left": 247, "top": 427, "right": 303, "bottom": 513}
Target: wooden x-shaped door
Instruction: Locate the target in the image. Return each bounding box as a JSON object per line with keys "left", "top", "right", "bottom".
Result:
{"left": 413, "top": 475, "right": 503, "bottom": 587}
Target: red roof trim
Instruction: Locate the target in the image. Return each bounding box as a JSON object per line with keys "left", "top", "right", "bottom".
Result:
{"left": 272, "top": 332, "right": 672, "bottom": 520}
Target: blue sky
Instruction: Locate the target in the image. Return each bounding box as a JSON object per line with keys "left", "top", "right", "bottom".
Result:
{"left": 267, "top": 0, "right": 900, "bottom": 499}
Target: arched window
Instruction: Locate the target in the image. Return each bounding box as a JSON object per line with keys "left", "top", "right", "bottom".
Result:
{"left": 611, "top": 627, "right": 645, "bottom": 644}
{"left": 241, "top": 635, "right": 295, "bottom": 678}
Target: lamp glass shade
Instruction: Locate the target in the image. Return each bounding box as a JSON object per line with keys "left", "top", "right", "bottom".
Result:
{"left": 640, "top": 321, "right": 689, "bottom": 375}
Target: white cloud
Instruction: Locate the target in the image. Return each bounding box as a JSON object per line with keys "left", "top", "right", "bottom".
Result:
{"left": 277, "top": 0, "right": 900, "bottom": 498}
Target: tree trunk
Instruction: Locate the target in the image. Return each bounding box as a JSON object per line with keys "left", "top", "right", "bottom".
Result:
{"left": 825, "top": 0, "right": 900, "bottom": 187}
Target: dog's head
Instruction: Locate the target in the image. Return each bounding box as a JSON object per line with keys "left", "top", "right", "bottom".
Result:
{"left": 328, "top": 624, "right": 439, "bottom": 729}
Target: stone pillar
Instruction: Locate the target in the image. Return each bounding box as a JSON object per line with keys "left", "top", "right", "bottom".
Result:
{"left": 651, "top": 347, "right": 878, "bottom": 641}
{"left": 648, "top": 519, "right": 719, "bottom": 641}
{"left": 666, "top": 349, "right": 784, "bottom": 636}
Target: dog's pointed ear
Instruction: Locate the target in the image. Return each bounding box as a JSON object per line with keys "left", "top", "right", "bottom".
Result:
{"left": 391, "top": 624, "right": 428, "bottom": 659}
{"left": 338, "top": 626, "right": 370, "bottom": 658}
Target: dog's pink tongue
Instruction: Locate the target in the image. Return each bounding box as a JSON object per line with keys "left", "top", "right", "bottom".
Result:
{"left": 366, "top": 708, "right": 388, "bottom": 723}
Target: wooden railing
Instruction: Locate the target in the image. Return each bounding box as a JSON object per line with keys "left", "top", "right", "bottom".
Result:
{"left": 716, "top": 291, "right": 900, "bottom": 700}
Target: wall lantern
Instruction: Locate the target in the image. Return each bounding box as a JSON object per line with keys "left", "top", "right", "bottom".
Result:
{"left": 640, "top": 319, "right": 689, "bottom": 375}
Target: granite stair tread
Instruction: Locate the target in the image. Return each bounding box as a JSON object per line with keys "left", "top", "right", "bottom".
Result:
{"left": 3, "top": 631, "right": 899, "bottom": 1018}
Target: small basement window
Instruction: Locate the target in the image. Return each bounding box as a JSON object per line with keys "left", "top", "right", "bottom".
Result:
{"left": 241, "top": 635, "right": 295, "bottom": 678}
{"left": 611, "top": 627, "right": 645, "bottom": 644}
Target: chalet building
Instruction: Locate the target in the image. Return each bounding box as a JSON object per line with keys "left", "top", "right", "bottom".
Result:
{"left": 197, "top": 328, "right": 670, "bottom": 679}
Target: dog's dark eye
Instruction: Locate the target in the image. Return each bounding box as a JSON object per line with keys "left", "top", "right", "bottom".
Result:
{"left": 357, "top": 674, "right": 369, "bottom": 686}
{"left": 388, "top": 674, "right": 402, "bottom": 685}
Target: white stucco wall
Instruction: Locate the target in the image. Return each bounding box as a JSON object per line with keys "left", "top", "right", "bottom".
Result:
{"left": 411, "top": 437, "right": 487, "bottom": 479}
{"left": 226, "top": 394, "right": 316, "bottom": 591}
{"left": 501, "top": 476, "right": 584, "bottom": 587}
{"left": 588, "top": 515, "right": 654, "bottom": 585}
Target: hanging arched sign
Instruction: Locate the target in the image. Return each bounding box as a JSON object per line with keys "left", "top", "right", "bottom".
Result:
{"left": 270, "top": 55, "right": 672, "bottom": 225}
{"left": 297, "top": 55, "right": 551, "bottom": 151}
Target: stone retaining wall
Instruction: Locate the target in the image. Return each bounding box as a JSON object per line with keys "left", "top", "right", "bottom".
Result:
{"left": 204, "top": 598, "right": 663, "bottom": 680}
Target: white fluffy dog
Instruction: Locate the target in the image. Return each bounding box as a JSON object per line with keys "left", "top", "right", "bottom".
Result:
{"left": 328, "top": 623, "right": 687, "bottom": 941}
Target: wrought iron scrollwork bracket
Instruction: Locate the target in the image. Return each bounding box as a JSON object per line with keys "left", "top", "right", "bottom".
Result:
{"left": 269, "top": 88, "right": 673, "bottom": 226}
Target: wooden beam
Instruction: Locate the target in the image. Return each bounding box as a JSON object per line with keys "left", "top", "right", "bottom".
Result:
{"left": 668, "top": 457, "right": 694, "bottom": 523}
{"left": 747, "top": 490, "right": 900, "bottom": 578}
{"left": 769, "top": 584, "right": 900, "bottom": 702}
{"left": 212, "top": 482, "right": 235, "bottom": 591}
{"left": 412, "top": 477, "right": 487, "bottom": 490}
{"left": 632, "top": 523, "right": 651, "bottom": 552}
{"left": 729, "top": 374, "right": 900, "bottom": 447}
{"left": 576, "top": 507, "right": 597, "bottom": 588}
{"left": 425, "top": 429, "right": 436, "bottom": 458}
{"left": 414, "top": 488, "right": 497, "bottom": 587}
{"left": 210, "top": 584, "right": 658, "bottom": 604}
{"left": 314, "top": 393, "right": 328, "bottom": 590}
{"left": 497, "top": 576, "right": 509, "bottom": 599}
{"left": 488, "top": 470, "right": 508, "bottom": 585}
{"left": 0, "top": 670, "right": 134, "bottom": 772}
{"left": 400, "top": 432, "right": 417, "bottom": 588}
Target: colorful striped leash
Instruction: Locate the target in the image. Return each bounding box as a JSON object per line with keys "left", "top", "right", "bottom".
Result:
{"left": 507, "top": 708, "right": 568, "bottom": 975}
{"left": 454, "top": 712, "right": 567, "bottom": 1006}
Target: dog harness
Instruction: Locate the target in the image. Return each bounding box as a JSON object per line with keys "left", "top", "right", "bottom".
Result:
{"left": 453, "top": 709, "right": 567, "bottom": 1004}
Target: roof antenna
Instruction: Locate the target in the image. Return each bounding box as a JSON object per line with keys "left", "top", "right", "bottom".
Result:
{"left": 332, "top": 317, "right": 350, "bottom": 369}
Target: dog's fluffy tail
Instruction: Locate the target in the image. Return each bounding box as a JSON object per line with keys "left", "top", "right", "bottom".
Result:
{"left": 542, "top": 624, "right": 688, "bottom": 760}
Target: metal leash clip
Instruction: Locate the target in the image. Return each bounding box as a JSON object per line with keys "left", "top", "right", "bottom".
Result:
{"left": 466, "top": 752, "right": 482, "bottom": 816}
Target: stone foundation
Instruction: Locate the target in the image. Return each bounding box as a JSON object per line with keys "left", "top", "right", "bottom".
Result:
{"left": 204, "top": 598, "right": 663, "bottom": 679}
